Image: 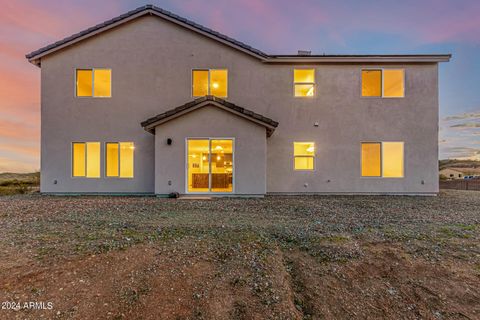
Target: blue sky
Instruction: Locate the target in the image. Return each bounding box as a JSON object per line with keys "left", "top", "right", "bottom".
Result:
{"left": 1, "top": 0, "right": 479, "bottom": 172}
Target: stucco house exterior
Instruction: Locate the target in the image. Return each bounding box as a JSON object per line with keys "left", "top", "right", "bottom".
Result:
{"left": 26, "top": 5, "right": 450, "bottom": 196}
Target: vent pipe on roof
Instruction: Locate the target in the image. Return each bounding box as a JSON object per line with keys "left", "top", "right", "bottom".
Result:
{"left": 297, "top": 50, "right": 311, "bottom": 56}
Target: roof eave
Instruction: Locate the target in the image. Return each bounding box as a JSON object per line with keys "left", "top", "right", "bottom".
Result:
{"left": 264, "top": 54, "right": 451, "bottom": 63}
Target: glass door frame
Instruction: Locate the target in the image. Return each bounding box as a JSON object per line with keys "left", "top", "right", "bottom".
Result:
{"left": 185, "top": 137, "right": 235, "bottom": 194}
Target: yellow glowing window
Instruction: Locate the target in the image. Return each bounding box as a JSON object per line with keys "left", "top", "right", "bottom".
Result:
{"left": 382, "top": 142, "right": 404, "bottom": 177}
{"left": 361, "top": 143, "right": 381, "bottom": 177}
{"left": 294, "top": 142, "right": 315, "bottom": 170}
{"left": 93, "top": 69, "right": 111, "bottom": 97}
{"left": 106, "top": 142, "right": 134, "bottom": 178}
{"left": 192, "top": 70, "right": 209, "bottom": 97}
{"left": 383, "top": 69, "right": 404, "bottom": 97}
{"left": 76, "top": 68, "right": 111, "bottom": 97}
{"left": 362, "top": 69, "right": 405, "bottom": 97}
{"left": 72, "top": 143, "right": 86, "bottom": 177}
{"left": 294, "top": 69, "right": 315, "bottom": 97}
{"left": 106, "top": 143, "right": 119, "bottom": 177}
{"left": 72, "top": 142, "right": 100, "bottom": 178}
{"left": 76, "top": 70, "right": 93, "bottom": 97}
{"left": 362, "top": 70, "right": 382, "bottom": 97}
{"left": 361, "top": 142, "right": 404, "bottom": 178}
{"left": 192, "top": 69, "right": 228, "bottom": 97}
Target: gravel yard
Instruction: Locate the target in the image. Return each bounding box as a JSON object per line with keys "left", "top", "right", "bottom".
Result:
{"left": 0, "top": 190, "right": 479, "bottom": 319}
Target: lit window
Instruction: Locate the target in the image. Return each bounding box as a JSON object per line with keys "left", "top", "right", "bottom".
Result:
{"left": 383, "top": 69, "right": 404, "bottom": 97}
{"left": 192, "top": 69, "right": 228, "bottom": 97}
{"left": 76, "top": 70, "right": 93, "bottom": 97}
{"left": 362, "top": 69, "right": 404, "bottom": 98}
{"left": 72, "top": 142, "right": 100, "bottom": 178}
{"left": 362, "top": 70, "right": 381, "bottom": 97}
{"left": 382, "top": 142, "right": 404, "bottom": 177}
{"left": 294, "top": 69, "right": 315, "bottom": 97}
{"left": 106, "top": 142, "right": 134, "bottom": 178}
{"left": 361, "top": 142, "right": 404, "bottom": 178}
{"left": 294, "top": 142, "right": 315, "bottom": 170}
{"left": 361, "top": 143, "right": 381, "bottom": 176}
{"left": 76, "top": 68, "right": 111, "bottom": 97}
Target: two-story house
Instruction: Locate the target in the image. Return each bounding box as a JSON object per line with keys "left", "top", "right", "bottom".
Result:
{"left": 26, "top": 5, "right": 450, "bottom": 196}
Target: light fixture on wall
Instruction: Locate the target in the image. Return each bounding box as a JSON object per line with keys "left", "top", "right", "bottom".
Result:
{"left": 167, "top": 138, "right": 172, "bottom": 145}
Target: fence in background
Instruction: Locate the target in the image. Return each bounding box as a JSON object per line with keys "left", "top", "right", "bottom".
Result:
{"left": 440, "top": 179, "right": 480, "bottom": 191}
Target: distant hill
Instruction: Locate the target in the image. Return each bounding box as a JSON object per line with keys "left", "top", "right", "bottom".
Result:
{"left": 439, "top": 159, "right": 480, "bottom": 170}
{"left": 0, "top": 172, "right": 40, "bottom": 184}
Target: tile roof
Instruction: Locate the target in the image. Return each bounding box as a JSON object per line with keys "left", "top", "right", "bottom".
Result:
{"left": 141, "top": 96, "right": 279, "bottom": 137}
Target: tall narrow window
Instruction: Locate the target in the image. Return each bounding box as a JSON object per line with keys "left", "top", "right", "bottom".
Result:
{"left": 383, "top": 69, "right": 404, "bottom": 97}
{"left": 76, "top": 68, "right": 111, "bottom": 97}
{"left": 294, "top": 69, "right": 315, "bottom": 97}
{"left": 192, "top": 69, "right": 228, "bottom": 97}
{"left": 72, "top": 142, "right": 100, "bottom": 178}
{"left": 362, "top": 69, "right": 404, "bottom": 98}
{"left": 106, "top": 142, "right": 134, "bottom": 178}
{"left": 361, "top": 142, "right": 404, "bottom": 178}
{"left": 294, "top": 142, "right": 315, "bottom": 170}
{"left": 362, "top": 70, "right": 382, "bottom": 97}
{"left": 382, "top": 142, "right": 404, "bottom": 177}
{"left": 76, "top": 70, "right": 93, "bottom": 97}
{"left": 361, "top": 142, "right": 381, "bottom": 177}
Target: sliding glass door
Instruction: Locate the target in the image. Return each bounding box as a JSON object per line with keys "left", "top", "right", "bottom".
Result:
{"left": 187, "top": 138, "right": 234, "bottom": 193}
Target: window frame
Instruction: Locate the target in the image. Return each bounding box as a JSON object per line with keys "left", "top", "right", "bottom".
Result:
{"left": 360, "top": 141, "right": 405, "bottom": 178}
{"left": 361, "top": 68, "right": 405, "bottom": 98}
{"left": 71, "top": 142, "right": 101, "bottom": 178}
{"left": 105, "top": 142, "right": 134, "bottom": 179}
{"left": 75, "top": 68, "right": 112, "bottom": 98}
{"left": 293, "top": 142, "right": 316, "bottom": 171}
{"left": 191, "top": 69, "right": 228, "bottom": 98}
{"left": 293, "top": 68, "right": 316, "bottom": 98}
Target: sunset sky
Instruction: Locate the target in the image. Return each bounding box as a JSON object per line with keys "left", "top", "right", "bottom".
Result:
{"left": 1, "top": 0, "right": 480, "bottom": 172}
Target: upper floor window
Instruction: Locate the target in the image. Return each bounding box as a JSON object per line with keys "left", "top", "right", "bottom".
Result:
{"left": 72, "top": 142, "right": 101, "bottom": 178}
{"left": 106, "top": 142, "right": 134, "bottom": 178}
{"left": 362, "top": 69, "right": 404, "bottom": 98}
{"left": 192, "top": 69, "right": 228, "bottom": 97}
{"left": 361, "top": 142, "right": 404, "bottom": 178}
{"left": 294, "top": 142, "right": 315, "bottom": 170}
{"left": 294, "top": 69, "right": 315, "bottom": 97}
{"left": 76, "top": 68, "right": 111, "bottom": 97}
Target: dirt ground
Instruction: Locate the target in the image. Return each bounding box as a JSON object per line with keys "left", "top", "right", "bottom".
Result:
{"left": 0, "top": 190, "right": 479, "bottom": 319}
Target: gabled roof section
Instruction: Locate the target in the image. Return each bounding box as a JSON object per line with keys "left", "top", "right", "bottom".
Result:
{"left": 141, "top": 96, "right": 279, "bottom": 137}
{"left": 26, "top": 4, "right": 269, "bottom": 66}
{"left": 25, "top": 4, "right": 451, "bottom": 66}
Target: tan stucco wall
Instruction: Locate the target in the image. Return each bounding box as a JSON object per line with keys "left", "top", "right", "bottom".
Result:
{"left": 154, "top": 106, "right": 266, "bottom": 195}
{"left": 39, "top": 15, "right": 439, "bottom": 194}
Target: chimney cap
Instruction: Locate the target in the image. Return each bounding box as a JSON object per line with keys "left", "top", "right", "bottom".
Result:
{"left": 297, "top": 50, "right": 311, "bottom": 56}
